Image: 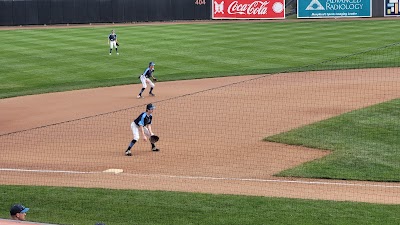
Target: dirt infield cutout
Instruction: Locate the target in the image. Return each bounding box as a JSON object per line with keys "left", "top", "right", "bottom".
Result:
{"left": 1, "top": 70, "right": 400, "bottom": 204}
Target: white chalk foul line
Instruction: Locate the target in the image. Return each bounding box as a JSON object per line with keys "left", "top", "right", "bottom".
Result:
{"left": 0, "top": 168, "right": 98, "bottom": 174}
{"left": 1, "top": 168, "right": 399, "bottom": 189}
{"left": 0, "top": 168, "right": 124, "bottom": 174}
{"left": 122, "top": 173, "right": 400, "bottom": 189}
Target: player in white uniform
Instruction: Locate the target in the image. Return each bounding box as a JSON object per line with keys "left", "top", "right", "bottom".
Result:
{"left": 125, "top": 103, "right": 159, "bottom": 156}
{"left": 137, "top": 62, "right": 157, "bottom": 98}
{"left": 108, "top": 30, "right": 118, "bottom": 55}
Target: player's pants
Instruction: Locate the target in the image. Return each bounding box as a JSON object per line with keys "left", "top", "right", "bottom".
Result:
{"left": 140, "top": 76, "right": 155, "bottom": 89}
{"left": 109, "top": 41, "right": 117, "bottom": 49}
{"left": 131, "top": 122, "right": 150, "bottom": 141}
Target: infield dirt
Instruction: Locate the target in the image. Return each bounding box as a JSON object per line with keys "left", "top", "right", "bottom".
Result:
{"left": 1, "top": 70, "right": 400, "bottom": 204}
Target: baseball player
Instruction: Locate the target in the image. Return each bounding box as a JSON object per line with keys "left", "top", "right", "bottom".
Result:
{"left": 125, "top": 103, "right": 159, "bottom": 156}
{"left": 137, "top": 62, "right": 157, "bottom": 98}
{"left": 108, "top": 29, "right": 118, "bottom": 55}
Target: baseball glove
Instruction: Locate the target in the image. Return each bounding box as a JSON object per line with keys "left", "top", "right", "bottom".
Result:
{"left": 116, "top": 42, "right": 119, "bottom": 46}
{"left": 150, "top": 135, "right": 159, "bottom": 143}
{"left": 152, "top": 77, "right": 157, "bottom": 82}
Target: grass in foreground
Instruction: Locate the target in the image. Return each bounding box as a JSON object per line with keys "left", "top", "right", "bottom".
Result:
{"left": 265, "top": 99, "right": 400, "bottom": 182}
{"left": 1, "top": 185, "right": 399, "bottom": 225}
{"left": 1, "top": 19, "right": 400, "bottom": 98}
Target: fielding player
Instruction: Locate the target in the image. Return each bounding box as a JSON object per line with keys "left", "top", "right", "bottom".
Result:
{"left": 108, "top": 29, "right": 119, "bottom": 55}
{"left": 125, "top": 103, "right": 159, "bottom": 156}
{"left": 137, "top": 62, "right": 157, "bottom": 98}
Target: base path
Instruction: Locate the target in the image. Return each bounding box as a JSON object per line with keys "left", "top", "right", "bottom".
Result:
{"left": 0, "top": 69, "right": 399, "bottom": 204}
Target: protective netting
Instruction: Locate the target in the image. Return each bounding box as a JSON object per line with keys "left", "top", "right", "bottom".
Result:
{"left": 1, "top": 43, "right": 400, "bottom": 203}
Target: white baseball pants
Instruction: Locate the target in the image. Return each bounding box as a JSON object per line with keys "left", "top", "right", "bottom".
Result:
{"left": 131, "top": 122, "right": 150, "bottom": 141}
{"left": 140, "top": 75, "right": 155, "bottom": 89}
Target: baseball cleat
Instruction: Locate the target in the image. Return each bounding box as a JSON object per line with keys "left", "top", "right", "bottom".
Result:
{"left": 125, "top": 150, "right": 132, "bottom": 156}
{"left": 149, "top": 93, "right": 155, "bottom": 97}
{"left": 137, "top": 95, "right": 144, "bottom": 99}
{"left": 152, "top": 147, "right": 160, "bottom": 152}
{"left": 117, "top": 53, "right": 119, "bottom": 55}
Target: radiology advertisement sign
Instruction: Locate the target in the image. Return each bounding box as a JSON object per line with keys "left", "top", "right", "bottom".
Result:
{"left": 298, "top": 0, "right": 372, "bottom": 18}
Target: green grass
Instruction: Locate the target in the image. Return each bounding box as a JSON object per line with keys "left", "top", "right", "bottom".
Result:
{"left": 1, "top": 185, "right": 399, "bottom": 225}
{"left": 265, "top": 99, "right": 400, "bottom": 182}
{"left": 1, "top": 19, "right": 400, "bottom": 98}
{"left": 2, "top": 20, "right": 400, "bottom": 224}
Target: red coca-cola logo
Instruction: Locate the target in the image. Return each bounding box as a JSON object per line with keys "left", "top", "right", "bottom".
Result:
{"left": 212, "top": 0, "right": 285, "bottom": 19}
{"left": 227, "top": 1, "right": 269, "bottom": 15}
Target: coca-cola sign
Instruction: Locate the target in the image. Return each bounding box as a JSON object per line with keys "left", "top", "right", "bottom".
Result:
{"left": 213, "top": 0, "right": 285, "bottom": 19}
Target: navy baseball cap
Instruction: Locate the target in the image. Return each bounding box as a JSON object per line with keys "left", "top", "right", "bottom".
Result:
{"left": 10, "top": 204, "right": 29, "bottom": 215}
{"left": 146, "top": 103, "right": 155, "bottom": 110}
{"left": 149, "top": 62, "right": 155, "bottom": 66}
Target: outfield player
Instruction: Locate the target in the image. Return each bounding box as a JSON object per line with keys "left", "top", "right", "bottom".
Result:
{"left": 125, "top": 103, "right": 159, "bottom": 156}
{"left": 108, "top": 30, "right": 118, "bottom": 55}
{"left": 137, "top": 62, "right": 157, "bottom": 98}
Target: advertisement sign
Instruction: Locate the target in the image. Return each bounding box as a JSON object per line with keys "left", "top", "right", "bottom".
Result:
{"left": 298, "top": 0, "right": 372, "bottom": 18}
{"left": 385, "top": 0, "right": 400, "bottom": 16}
{"left": 212, "top": 0, "right": 285, "bottom": 19}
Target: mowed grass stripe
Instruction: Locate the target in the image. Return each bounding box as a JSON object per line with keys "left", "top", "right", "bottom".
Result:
{"left": 1, "top": 21, "right": 400, "bottom": 224}
{"left": 1, "top": 20, "right": 400, "bottom": 98}
{"left": 1, "top": 185, "right": 399, "bottom": 225}
{"left": 265, "top": 99, "right": 400, "bottom": 182}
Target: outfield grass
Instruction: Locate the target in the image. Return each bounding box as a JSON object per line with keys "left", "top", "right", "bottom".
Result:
{"left": 1, "top": 19, "right": 400, "bottom": 98}
{"left": 265, "top": 99, "right": 400, "bottom": 182}
{"left": 1, "top": 185, "right": 399, "bottom": 225}
{"left": 2, "top": 20, "right": 400, "bottom": 224}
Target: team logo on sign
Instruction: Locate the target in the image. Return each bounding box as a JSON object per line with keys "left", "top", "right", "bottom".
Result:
{"left": 214, "top": 1, "right": 225, "bottom": 14}
{"left": 306, "top": 0, "right": 325, "bottom": 10}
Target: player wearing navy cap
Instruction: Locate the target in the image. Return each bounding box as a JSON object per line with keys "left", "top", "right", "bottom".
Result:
{"left": 137, "top": 62, "right": 157, "bottom": 98}
{"left": 125, "top": 103, "right": 159, "bottom": 156}
{"left": 10, "top": 204, "right": 29, "bottom": 221}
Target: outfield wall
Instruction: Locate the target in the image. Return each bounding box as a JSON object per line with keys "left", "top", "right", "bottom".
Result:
{"left": 0, "top": 0, "right": 390, "bottom": 26}
{"left": 0, "top": 0, "right": 211, "bottom": 26}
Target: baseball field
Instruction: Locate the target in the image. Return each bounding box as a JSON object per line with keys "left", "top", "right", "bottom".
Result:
{"left": 0, "top": 19, "right": 400, "bottom": 224}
